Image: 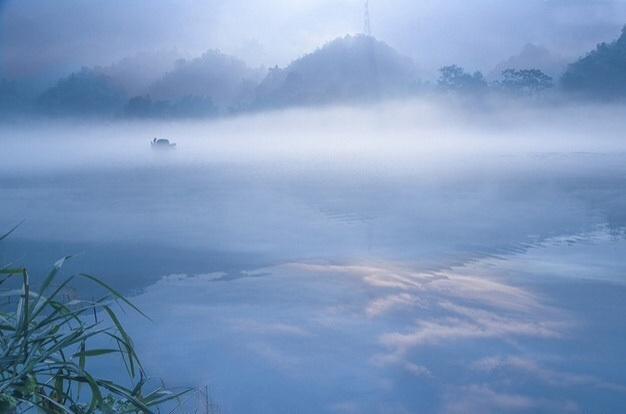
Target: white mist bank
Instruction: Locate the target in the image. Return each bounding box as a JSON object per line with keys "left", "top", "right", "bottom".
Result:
{"left": 2, "top": 98, "right": 626, "bottom": 177}
{"left": 3, "top": 97, "right": 625, "bottom": 265}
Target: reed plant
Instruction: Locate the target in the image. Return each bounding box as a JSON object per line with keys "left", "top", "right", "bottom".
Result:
{"left": 0, "top": 225, "right": 188, "bottom": 413}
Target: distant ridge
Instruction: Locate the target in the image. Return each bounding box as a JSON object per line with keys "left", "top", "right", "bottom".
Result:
{"left": 147, "top": 50, "right": 265, "bottom": 110}
{"left": 561, "top": 26, "right": 626, "bottom": 99}
{"left": 491, "top": 44, "right": 568, "bottom": 80}
{"left": 254, "top": 35, "right": 420, "bottom": 108}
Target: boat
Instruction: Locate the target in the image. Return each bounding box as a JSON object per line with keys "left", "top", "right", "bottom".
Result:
{"left": 151, "top": 138, "right": 176, "bottom": 150}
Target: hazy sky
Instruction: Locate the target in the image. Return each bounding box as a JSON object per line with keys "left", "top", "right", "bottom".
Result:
{"left": 2, "top": 0, "right": 626, "bottom": 82}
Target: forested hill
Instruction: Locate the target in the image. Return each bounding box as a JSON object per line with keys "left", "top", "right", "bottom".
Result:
{"left": 254, "top": 35, "right": 420, "bottom": 108}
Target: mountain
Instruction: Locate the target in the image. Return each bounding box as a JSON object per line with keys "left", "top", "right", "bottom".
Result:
{"left": 254, "top": 35, "right": 420, "bottom": 108}
{"left": 35, "top": 51, "right": 182, "bottom": 116}
{"left": 38, "top": 68, "right": 127, "bottom": 115}
{"left": 146, "top": 50, "right": 265, "bottom": 111}
{"left": 561, "top": 26, "right": 626, "bottom": 99}
{"left": 97, "top": 50, "right": 182, "bottom": 96}
{"left": 35, "top": 50, "right": 261, "bottom": 117}
{"left": 490, "top": 44, "right": 568, "bottom": 80}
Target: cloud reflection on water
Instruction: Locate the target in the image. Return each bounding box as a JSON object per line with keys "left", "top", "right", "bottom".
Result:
{"left": 113, "top": 228, "right": 626, "bottom": 413}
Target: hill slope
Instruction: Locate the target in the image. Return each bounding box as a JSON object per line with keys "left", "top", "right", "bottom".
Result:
{"left": 147, "top": 50, "right": 264, "bottom": 110}
{"left": 255, "top": 35, "right": 419, "bottom": 108}
{"left": 561, "top": 27, "right": 626, "bottom": 99}
{"left": 491, "top": 44, "right": 568, "bottom": 80}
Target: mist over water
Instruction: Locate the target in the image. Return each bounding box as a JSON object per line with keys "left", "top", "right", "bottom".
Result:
{"left": 3, "top": 100, "right": 626, "bottom": 412}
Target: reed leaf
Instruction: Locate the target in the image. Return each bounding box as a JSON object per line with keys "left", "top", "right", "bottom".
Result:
{"left": 0, "top": 249, "right": 188, "bottom": 413}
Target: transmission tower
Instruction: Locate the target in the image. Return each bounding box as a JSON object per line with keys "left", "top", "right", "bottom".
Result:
{"left": 364, "top": 0, "right": 372, "bottom": 36}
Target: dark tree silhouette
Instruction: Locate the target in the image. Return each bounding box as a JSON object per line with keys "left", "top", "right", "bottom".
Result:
{"left": 499, "top": 69, "right": 553, "bottom": 95}
{"left": 561, "top": 26, "right": 626, "bottom": 99}
{"left": 38, "top": 68, "right": 127, "bottom": 115}
{"left": 438, "top": 65, "right": 487, "bottom": 93}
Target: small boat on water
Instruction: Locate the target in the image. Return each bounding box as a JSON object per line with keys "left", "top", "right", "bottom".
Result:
{"left": 151, "top": 138, "right": 176, "bottom": 150}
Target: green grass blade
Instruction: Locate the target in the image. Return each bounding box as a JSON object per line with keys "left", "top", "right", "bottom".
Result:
{"left": 80, "top": 273, "right": 151, "bottom": 320}
{"left": 0, "top": 221, "right": 23, "bottom": 242}
{"left": 103, "top": 306, "right": 138, "bottom": 378}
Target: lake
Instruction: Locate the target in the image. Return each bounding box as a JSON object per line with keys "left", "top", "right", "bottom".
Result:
{"left": 2, "top": 101, "right": 626, "bottom": 413}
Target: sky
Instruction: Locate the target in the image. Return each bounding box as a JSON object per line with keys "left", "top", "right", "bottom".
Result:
{"left": 2, "top": 0, "right": 626, "bottom": 83}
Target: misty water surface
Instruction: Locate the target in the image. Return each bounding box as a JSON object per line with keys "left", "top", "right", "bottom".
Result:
{"left": 2, "top": 101, "right": 626, "bottom": 413}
